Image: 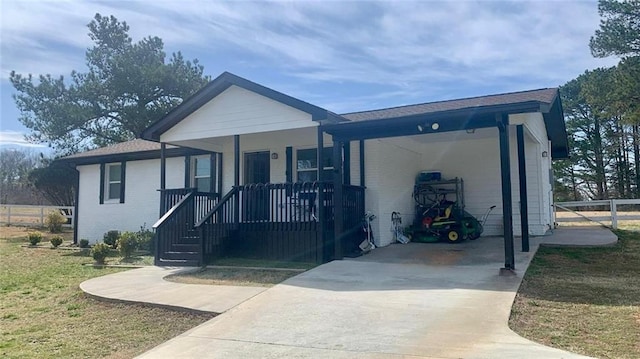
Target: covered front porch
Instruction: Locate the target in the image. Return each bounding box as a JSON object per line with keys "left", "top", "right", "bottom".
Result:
{"left": 143, "top": 73, "right": 367, "bottom": 266}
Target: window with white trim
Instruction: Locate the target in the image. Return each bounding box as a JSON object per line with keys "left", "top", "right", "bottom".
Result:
{"left": 191, "top": 155, "right": 211, "bottom": 192}
{"left": 106, "top": 163, "right": 122, "bottom": 201}
{"left": 296, "top": 147, "right": 333, "bottom": 182}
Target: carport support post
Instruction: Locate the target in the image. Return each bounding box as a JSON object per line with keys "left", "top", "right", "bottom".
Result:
{"left": 516, "top": 125, "right": 530, "bottom": 252}
{"left": 498, "top": 114, "right": 515, "bottom": 270}
{"left": 333, "top": 139, "right": 344, "bottom": 260}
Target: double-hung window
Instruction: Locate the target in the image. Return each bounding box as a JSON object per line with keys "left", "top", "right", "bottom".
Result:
{"left": 296, "top": 147, "right": 333, "bottom": 182}
{"left": 191, "top": 155, "right": 211, "bottom": 192}
{"left": 106, "top": 164, "right": 121, "bottom": 200}
{"left": 100, "top": 162, "right": 125, "bottom": 204}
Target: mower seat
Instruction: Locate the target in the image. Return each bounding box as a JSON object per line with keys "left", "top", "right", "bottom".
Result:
{"left": 434, "top": 205, "right": 453, "bottom": 222}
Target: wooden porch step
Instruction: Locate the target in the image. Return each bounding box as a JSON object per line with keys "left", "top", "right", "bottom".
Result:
{"left": 171, "top": 243, "right": 199, "bottom": 252}
{"left": 157, "top": 258, "right": 200, "bottom": 267}
{"left": 163, "top": 251, "right": 200, "bottom": 260}
{"left": 178, "top": 236, "right": 200, "bottom": 244}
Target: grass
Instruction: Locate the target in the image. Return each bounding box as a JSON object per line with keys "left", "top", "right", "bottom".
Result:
{"left": 0, "top": 226, "right": 214, "bottom": 359}
{"left": 510, "top": 229, "right": 640, "bottom": 359}
{"left": 166, "top": 267, "right": 301, "bottom": 287}
{"left": 211, "top": 257, "right": 317, "bottom": 270}
{"left": 167, "top": 258, "right": 316, "bottom": 287}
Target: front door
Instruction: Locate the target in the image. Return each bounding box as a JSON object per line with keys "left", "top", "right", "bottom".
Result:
{"left": 244, "top": 151, "right": 270, "bottom": 221}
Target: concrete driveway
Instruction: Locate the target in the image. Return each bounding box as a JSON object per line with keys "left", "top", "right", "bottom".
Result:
{"left": 138, "top": 227, "right": 615, "bottom": 358}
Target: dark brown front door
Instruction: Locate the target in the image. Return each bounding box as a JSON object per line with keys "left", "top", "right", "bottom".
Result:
{"left": 244, "top": 151, "right": 270, "bottom": 221}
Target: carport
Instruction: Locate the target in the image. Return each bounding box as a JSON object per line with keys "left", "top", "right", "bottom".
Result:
{"left": 323, "top": 90, "right": 568, "bottom": 270}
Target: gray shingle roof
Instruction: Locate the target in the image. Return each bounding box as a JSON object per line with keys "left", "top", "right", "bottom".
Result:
{"left": 61, "top": 139, "right": 171, "bottom": 160}
{"left": 61, "top": 88, "right": 560, "bottom": 161}
{"left": 341, "top": 88, "right": 558, "bottom": 121}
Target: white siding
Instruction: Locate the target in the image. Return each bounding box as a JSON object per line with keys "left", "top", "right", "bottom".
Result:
{"left": 364, "top": 138, "right": 423, "bottom": 247}
{"left": 77, "top": 157, "right": 184, "bottom": 243}
{"left": 162, "top": 85, "right": 316, "bottom": 142}
{"left": 215, "top": 128, "right": 337, "bottom": 193}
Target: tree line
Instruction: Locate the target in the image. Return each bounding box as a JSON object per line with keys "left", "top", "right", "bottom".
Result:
{"left": 554, "top": 0, "right": 640, "bottom": 201}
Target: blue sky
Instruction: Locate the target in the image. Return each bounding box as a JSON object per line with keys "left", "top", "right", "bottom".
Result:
{"left": 0, "top": 0, "right": 619, "bottom": 151}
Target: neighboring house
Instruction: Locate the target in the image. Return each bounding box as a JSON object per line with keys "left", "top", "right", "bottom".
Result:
{"left": 60, "top": 72, "right": 568, "bottom": 269}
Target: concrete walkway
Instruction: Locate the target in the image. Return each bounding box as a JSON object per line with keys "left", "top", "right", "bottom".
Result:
{"left": 79, "top": 227, "right": 617, "bottom": 358}
{"left": 80, "top": 266, "right": 267, "bottom": 313}
{"left": 106, "top": 225, "right": 615, "bottom": 359}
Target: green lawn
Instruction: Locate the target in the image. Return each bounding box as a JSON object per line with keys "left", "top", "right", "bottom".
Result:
{"left": 0, "top": 228, "right": 214, "bottom": 359}
{"left": 510, "top": 229, "right": 640, "bottom": 359}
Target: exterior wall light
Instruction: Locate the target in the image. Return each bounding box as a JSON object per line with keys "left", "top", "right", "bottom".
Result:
{"left": 542, "top": 151, "right": 548, "bottom": 158}
{"left": 271, "top": 153, "right": 278, "bottom": 159}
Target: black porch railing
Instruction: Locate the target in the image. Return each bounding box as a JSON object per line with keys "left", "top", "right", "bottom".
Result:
{"left": 154, "top": 188, "right": 219, "bottom": 266}
{"left": 195, "top": 182, "right": 365, "bottom": 265}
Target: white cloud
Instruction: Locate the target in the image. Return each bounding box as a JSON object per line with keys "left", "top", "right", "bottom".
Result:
{"left": 0, "top": 0, "right": 622, "bottom": 111}
{"left": 0, "top": 130, "right": 47, "bottom": 148}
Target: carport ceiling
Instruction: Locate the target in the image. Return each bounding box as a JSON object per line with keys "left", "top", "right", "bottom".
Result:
{"left": 325, "top": 91, "right": 568, "bottom": 159}
{"left": 324, "top": 108, "right": 525, "bottom": 142}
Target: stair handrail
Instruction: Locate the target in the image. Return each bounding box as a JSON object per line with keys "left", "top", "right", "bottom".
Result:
{"left": 194, "top": 187, "right": 240, "bottom": 228}
{"left": 153, "top": 191, "right": 195, "bottom": 229}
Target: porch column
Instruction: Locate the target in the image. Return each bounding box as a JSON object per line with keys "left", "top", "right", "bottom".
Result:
{"left": 343, "top": 142, "right": 351, "bottom": 185}
{"left": 498, "top": 114, "right": 515, "bottom": 270}
{"left": 316, "top": 126, "right": 325, "bottom": 262}
{"left": 234, "top": 135, "right": 240, "bottom": 225}
{"left": 159, "top": 143, "right": 166, "bottom": 217}
{"left": 217, "top": 153, "right": 223, "bottom": 195}
{"left": 333, "top": 139, "right": 344, "bottom": 260}
{"left": 517, "top": 125, "right": 530, "bottom": 252}
{"left": 359, "top": 140, "right": 365, "bottom": 187}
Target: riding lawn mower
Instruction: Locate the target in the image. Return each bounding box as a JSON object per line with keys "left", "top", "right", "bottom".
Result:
{"left": 406, "top": 175, "right": 495, "bottom": 244}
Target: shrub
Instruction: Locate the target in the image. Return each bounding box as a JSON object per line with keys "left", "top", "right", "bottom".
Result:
{"left": 136, "top": 224, "right": 155, "bottom": 253}
{"left": 45, "top": 211, "right": 66, "bottom": 233}
{"left": 27, "top": 232, "right": 43, "bottom": 246}
{"left": 79, "top": 239, "right": 90, "bottom": 248}
{"left": 50, "top": 236, "right": 64, "bottom": 248}
{"left": 91, "top": 243, "right": 111, "bottom": 264}
{"left": 117, "top": 231, "right": 138, "bottom": 258}
{"left": 103, "top": 230, "right": 120, "bottom": 249}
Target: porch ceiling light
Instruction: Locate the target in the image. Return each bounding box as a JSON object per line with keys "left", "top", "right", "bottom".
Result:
{"left": 418, "top": 122, "right": 440, "bottom": 132}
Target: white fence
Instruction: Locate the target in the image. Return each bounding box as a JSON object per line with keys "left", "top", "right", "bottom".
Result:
{"left": 554, "top": 199, "right": 640, "bottom": 229}
{"left": 0, "top": 205, "right": 75, "bottom": 228}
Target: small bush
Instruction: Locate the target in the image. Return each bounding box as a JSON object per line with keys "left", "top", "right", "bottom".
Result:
{"left": 50, "top": 236, "right": 64, "bottom": 248}
{"left": 45, "top": 211, "right": 66, "bottom": 233}
{"left": 117, "top": 231, "right": 138, "bottom": 258}
{"left": 79, "top": 239, "right": 90, "bottom": 248}
{"left": 91, "top": 243, "right": 111, "bottom": 264}
{"left": 136, "top": 224, "right": 155, "bottom": 253}
{"left": 27, "top": 232, "right": 43, "bottom": 246}
{"left": 103, "top": 230, "right": 120, "bottom": 249}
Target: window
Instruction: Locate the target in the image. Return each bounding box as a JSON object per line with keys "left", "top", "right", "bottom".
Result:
{"left": 296, "top": 147, "right": 333, "bottom": 182}
{"left": 100, "top": 162, "right": 125, "bottom": 204}
{"left": 106, "top": 164, "right": 121, "bottom": 200}
{"left": 192, "top": 155, "right": 211, "bottom": 192}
